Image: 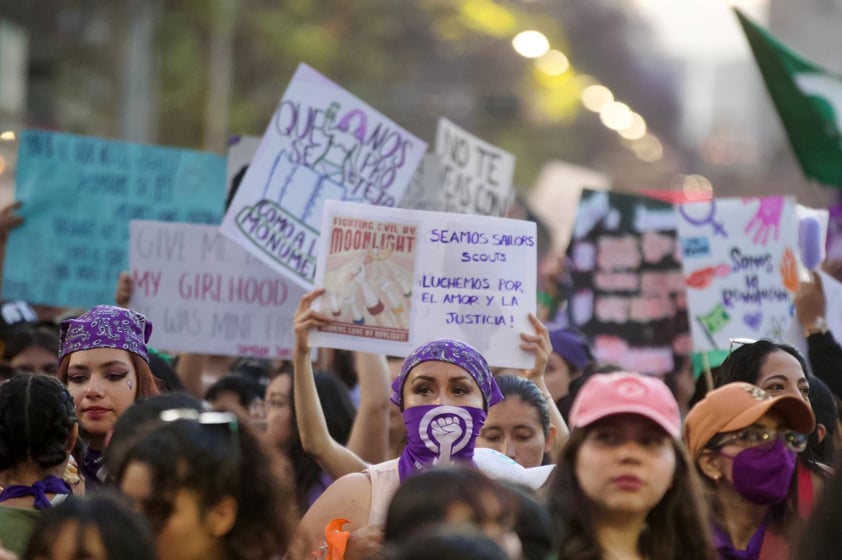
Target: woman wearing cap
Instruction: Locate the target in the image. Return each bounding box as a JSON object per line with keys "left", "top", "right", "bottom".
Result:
{"left": 57, "top": 305, "right": 160, "bottom": 488}
{"left": 287, "top": 288, "right": 522, "bottom": 560}
{"left": 684, "top": 382, "right": 815, "bottom": 559}
{"left": 549, "top": 371, "right": 713, "bottom": 560}
{"left": 715, "top": 340, "right": 831, "bottom": 514}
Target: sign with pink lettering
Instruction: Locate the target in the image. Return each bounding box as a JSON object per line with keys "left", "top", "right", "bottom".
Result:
{"left": 129, "top": 220, "right": 304, "bottom": 358}
{"left": 676, "top": 196, "right": 798, "bottom": 352}
{"left": 565, "top": 190, "right": 688, "bottom": 375}
{"left": 220, "top": 63, "right": 427, "bottom": 290}
{"left": 309, "top": 200, "right": 536, "bottom": 369}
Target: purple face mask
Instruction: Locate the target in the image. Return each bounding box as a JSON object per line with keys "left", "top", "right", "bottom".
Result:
{"left": 720, "top": 439, "right": 797, "bottom": 505}
{"left": 398, "top": 404, "right": 486, "bottom": 482}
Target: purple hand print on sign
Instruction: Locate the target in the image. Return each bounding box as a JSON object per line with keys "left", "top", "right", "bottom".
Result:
{"left": 745, "top": 197, "right": 783, "bottom": 245}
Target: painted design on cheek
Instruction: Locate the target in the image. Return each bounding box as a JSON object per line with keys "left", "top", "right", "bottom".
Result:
{"left": 127, "top": 379, "right": 133, "bottom": 390}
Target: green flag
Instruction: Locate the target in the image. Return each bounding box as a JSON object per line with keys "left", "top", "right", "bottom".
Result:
{"left": 735, "top": 8, "right": 842, "bottom": 187}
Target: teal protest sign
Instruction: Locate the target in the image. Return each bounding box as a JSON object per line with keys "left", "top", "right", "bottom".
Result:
{"left": 3, "top": 129, "right": 226, "bottom": 308}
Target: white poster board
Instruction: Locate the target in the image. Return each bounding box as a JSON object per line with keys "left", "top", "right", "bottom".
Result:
{"left": 309, "top": 200, "right": 537, "bottom": 369}
{"left": 129, "top": 221, "right": 303, "bottom": 358}
{"left": 226, "top": 135, "right": 261, "bottom": 196}
{"left": 677, "top": 196, "right": 799, "bottom": 352}
{"left": 435, "top": 118, "right": 515, "bottom": 217}
{"left": 220, "top": 63, "right": 428, "bottom": 290}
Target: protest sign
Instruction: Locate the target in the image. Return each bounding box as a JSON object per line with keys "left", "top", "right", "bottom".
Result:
{"left": 527, "top": 160, "right": 611, "bottom": 253}
{"left": 309, "top": 200, "right": 536, "bottom": 369}
{"left": 398, "top": 153, "right": 446, "bottom": 212}
{"left": 677, "top": 195, "right": 798, "bottom": 352}
{"left": 220, "top": 63, "right": 427, "bottom": 290}
{"left": 565, "top": 190, "right": 688, "bottom": 375}
{"left": 129, "top": 221, "right": 302, "bottom": 358}
{"left": 435, "top": 118, "right": 515, "bottom": 217}
{"left": 4, "top": 129, "right": 226, "bottom": 308}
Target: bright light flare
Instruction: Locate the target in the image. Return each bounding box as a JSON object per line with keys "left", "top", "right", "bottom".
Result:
{"left": 535, "top": 49, "right": 569, "bottom": 76}
{"left": 631, "top": 134, "right": 663, "bottom": 162}
{"left": 580, "top": 85, "right": 614, "bottom": 112}
{"left": 618, "top": 112, "right": 647, "bottom": 140}
{"left": 599, "top": 101, "right": 633, "bottom": 131}
{"left": 512, "top": 30, "right": 550, "bottom": 58}
{"left": 0, "top": 131, "right": 16, "bottom": 142}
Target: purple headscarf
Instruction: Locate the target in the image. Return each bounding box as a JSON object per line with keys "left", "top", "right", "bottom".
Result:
{"left": 391, "top": 338, "right": 503, "bottom": 410}
{"left": 59, "top": 305, "right": 153, "bottom": 363}
{"left": 548, "top": 327, "right": 592, "bottom": 372}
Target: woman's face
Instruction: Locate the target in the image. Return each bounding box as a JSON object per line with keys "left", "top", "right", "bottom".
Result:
{"left": 46, "top": 520, "right": 108, "bottom": 560}
{"left": 10, "top": 345, "right": 59, "bottom": 376}
{"left": 65, "top": 348, "right": 138, "bottom": 443}
{"left": 401, "top": 361, "right": 484, "bottom": 410}
{"left": 575, "top": 414, "right": 676, "bottom": 519}
{"left": 478, "top": 395, "right": 551, "bottom": 468}
{"left": 120, "top": 461, "right": 222, "bottom": 560}
{"left": 544, "top": 352, "right": 573, "bottom": 402}
{"left": 264, "top": 373, "right": 293, "bottom": 449}
{"left": 756, "top": 350, "right": 810, "bottom": 403}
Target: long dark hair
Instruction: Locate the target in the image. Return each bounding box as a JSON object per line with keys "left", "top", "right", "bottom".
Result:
{"left": 116, "top": 415, "right": 297, "bottom": 559}
{"left": 548, "top": 428, "right": 713, "bottom": 560}
{"left": 284, "top": 369, "right": 356, "bottom": 510}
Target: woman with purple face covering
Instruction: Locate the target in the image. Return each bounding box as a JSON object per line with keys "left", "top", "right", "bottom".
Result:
{"left": 287, "top": 292, "right": 507, "bottom": 560}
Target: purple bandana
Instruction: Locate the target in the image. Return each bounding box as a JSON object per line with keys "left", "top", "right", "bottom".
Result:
{"left": 0, "top": 475, "right": 72, "bottom": 510}
{"left": 398, "top": 404, "right": 486, "bottom": 481}
{"left": 59, "top": 305, "right": 152, "bottom": 363}
{"left": 392, "top": 338, "right": 502, "bottom": 410}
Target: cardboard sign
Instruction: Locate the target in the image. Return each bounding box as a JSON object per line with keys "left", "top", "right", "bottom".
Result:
{"left": 309, "top": 200, "right": 537, "bottom": 369}
{"left": 129, "top": 221, "right": 303, "bottom": 358}
{"left": 220, "top": 63, "right": 427, "bottom": 290}
{"left": 398, "top": 153, "right": 446, "bottom": 212}
{"left": 565, "top": 190, "right": 688, "bottom": 375}
{"left": 435, "top": 118, "right": 515, "bottom": 217}
{"left": 677, "top": 196, "right": 798, "bottom": 352}
{"left": 4, "top": 130, "right": 226, "bottom": 307}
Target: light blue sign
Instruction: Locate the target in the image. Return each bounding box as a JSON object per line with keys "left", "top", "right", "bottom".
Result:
{"left": 3, "top": 129, "right": 226, "bottom": 307}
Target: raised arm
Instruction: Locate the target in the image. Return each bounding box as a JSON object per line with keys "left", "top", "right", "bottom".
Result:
{"left": 520, "top": 313, "right": 570, "bottom": 456}
{"left": 293, "top": 289, "right": 369, "bottom": 479}
{"left": 345, "top": 352, "right": 390, "bottom": 464}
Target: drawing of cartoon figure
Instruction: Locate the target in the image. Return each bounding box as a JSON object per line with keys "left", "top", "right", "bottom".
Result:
{"left": 353, "top": 264, "right": 384, "bottom": 316}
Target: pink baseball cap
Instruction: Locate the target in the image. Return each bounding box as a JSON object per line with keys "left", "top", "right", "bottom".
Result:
{"left": 569, "top": 372, "right": 681, "bottom": 438}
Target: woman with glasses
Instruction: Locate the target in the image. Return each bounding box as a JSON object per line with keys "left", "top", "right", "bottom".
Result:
{"left": 716, "top": 339, "right": 833, "bottom": 516}
{"left": 115, "top": 409, "right": 297, "bottom": 560}
{"left": 57, "top": 305, "right": 161, "bottom": 489}
{"left": 684, "top": 382, "right": 815, "bottom": 559}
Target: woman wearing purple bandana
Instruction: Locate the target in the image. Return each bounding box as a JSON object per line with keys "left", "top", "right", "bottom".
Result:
{"left": 57, "top": 305, "right": 160, "bottom": 489}
{"left": 685, "top": 383, "right": 816, "bottom": 560}
{"left": 288, "top": 290, "right": 507, "bottom": 560}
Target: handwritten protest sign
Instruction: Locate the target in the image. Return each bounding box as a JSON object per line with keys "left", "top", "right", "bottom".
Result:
{"left": 4, "top": 130, "right": 226, "bottom": 308}
{"left": 220, "top": 63, "right": 427, "bottom": 290}
{"left": 565, "top": 190, "right": 688, "bottom": 375}
{"left": 677, "top": 196, "right": 798, "bottom": 352}
{"left": 435, "top": 118, "right": 515, "bottom": 217}
{"left": 398, "top": 153, "right": 446, "bottom": 212}
{"left": 129, "top": 221, "right": 302, "bottom": 358}
{"left": 309, "top": 200, "right": 536, "bottom": 369}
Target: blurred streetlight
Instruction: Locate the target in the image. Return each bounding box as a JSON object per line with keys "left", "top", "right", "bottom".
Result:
{"left": 0, "top": 131, "right": 16, "bottom": 142}
{"left": 599, "top": 101, "right": 633, "bottom": 131}
{"left": 618, "top": 112, "right": 647, "bottom": 140}
{"left": 512, "top": 30, "right": 550, "bottom": 58}
{"left": 630, "top": 133, "right": 663, "bottom": 162}
{"left": 535, "top": 49, "right": 569, "bottom": 75}
{"left": 580, "top": 84, "right": 613, "bottom": 112}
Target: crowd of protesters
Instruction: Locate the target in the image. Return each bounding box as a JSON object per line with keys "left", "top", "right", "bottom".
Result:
{"left": 1, "top": 199, "right": 842, "bottom": 560}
